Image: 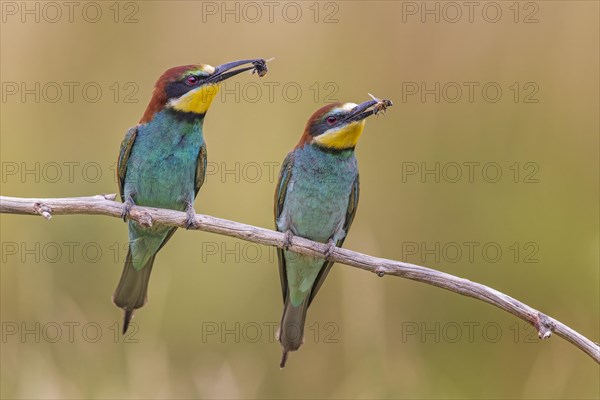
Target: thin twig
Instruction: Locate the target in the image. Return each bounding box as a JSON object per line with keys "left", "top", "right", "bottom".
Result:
{"left": 1, "top": 194, "right": 598, "bottom": 363}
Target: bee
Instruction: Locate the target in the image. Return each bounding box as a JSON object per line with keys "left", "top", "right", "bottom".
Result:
{"left": 252, "top": 57, "right": 274, "bottom": 78}
{"left": 368, "top": 93, "right": 393, "bottom": 115}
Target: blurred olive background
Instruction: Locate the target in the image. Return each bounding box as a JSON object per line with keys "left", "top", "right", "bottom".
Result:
{"left": 1, "top": 1, "right": 598, "bottom": 399}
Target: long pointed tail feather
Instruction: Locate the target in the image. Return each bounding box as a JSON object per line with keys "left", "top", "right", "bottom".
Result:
{"left": 112, "top": 248, "right": 155, "bottom": 334}
{"left": 278, "top": 296, "right": 309, "bottom": 368}
{"left": 123, "top": 310, "right": 135, "bottom": 334}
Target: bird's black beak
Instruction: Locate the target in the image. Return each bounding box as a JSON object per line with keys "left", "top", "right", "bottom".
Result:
{"left": 345, "top": 97, "right": 393, "bottom": 123}
{"left": 208, "top": 59, "right": 268, "bottom": 84}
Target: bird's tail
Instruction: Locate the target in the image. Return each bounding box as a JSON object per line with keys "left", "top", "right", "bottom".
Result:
{"left": 277, "top": 295, "right": 310, "bottom": 368}
{"left": 112, "top": 248, "right": 155, "bottom": 334}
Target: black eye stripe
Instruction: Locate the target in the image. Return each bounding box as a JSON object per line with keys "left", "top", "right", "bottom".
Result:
{"left": 311, "top": 113, "right": 345, "bottom": 137}
{"left": 166, "top": 80, "right": 197, "bottom": 99}
{"left": 165, "top": 73, "right": 211, "bottom": 99}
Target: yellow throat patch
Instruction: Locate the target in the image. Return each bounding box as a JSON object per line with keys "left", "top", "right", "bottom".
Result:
{"left": 169, "top": 83, "right": 221, "bottom": 115}
{"left": 313, "top": 120, "right": 366, "bottom": 150}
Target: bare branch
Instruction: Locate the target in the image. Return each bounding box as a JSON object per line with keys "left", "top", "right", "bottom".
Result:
{"left": 1, "top": 194, "right": 598, "bottom": 363}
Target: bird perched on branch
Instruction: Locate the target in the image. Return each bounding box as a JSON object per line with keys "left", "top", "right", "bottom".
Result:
{"left": 274, "top": 96, "right": 393, "bottom": 367}
{"left": 113, "top": 59, "right": 269, "bottom": 333}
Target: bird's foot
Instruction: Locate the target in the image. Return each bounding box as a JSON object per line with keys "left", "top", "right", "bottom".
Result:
{"left": 325, "top": 239, "right": 336, "bottom": 260}
{"left": 184, "top": 202, "right": 199, "bottom": 230}
{"left": 282, "top": 230, "right": 294, "bottom": 250}
{"left": 121, "top": 195, "right": 135, "bottom": 222}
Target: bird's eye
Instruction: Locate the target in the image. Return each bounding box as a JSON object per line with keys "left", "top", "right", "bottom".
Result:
{"left": 326, "top": 116, "right": 337, "bottom": 125}
{"left": 186, "top": 75, "right": 199, "bottom": 85}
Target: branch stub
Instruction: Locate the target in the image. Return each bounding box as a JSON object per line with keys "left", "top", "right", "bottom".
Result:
{"left": 33, "top": 202, "right": 52, "bottom": 220}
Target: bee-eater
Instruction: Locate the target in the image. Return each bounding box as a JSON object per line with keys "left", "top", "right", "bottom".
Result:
{"left": 114, "top": 59, "right": 268, "bottom": 333}
{"left": 275, "top": 97, "right": 392, "bottom": 367}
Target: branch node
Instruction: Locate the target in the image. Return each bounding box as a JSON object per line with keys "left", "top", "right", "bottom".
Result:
{"left": 33, "top": 202, "right": 52, "bottom": 220}
{"left": 376, "top": 267, "right": 386, "bottom": 277}
{"left": 101, "top": 193, "right": 117, "bottom": 201}
{"left": 139, "top": 212, "right": 153, "bottom": 228}
{"left": 535, "top": 313, "right": 554, "bottom": 340}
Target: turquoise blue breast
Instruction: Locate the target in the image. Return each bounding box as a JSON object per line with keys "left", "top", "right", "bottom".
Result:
{"left": 283, "top": 144, "right": 357, "bottom": 243}
{"left": 124, "top": 110, "right": 204, "bottom": 211}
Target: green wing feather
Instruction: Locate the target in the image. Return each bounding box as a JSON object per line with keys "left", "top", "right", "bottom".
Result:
{"left": 194, "top": 144, "right": 208, "bottom": 196}
{"left": 308, "top": 173, "right": 360, "bottom": 305}
{"left": 275, "top": 152, "right": 295, "bottom": 302}
{"left": 116, "top": 126, "right": 138, "bottom": 202}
